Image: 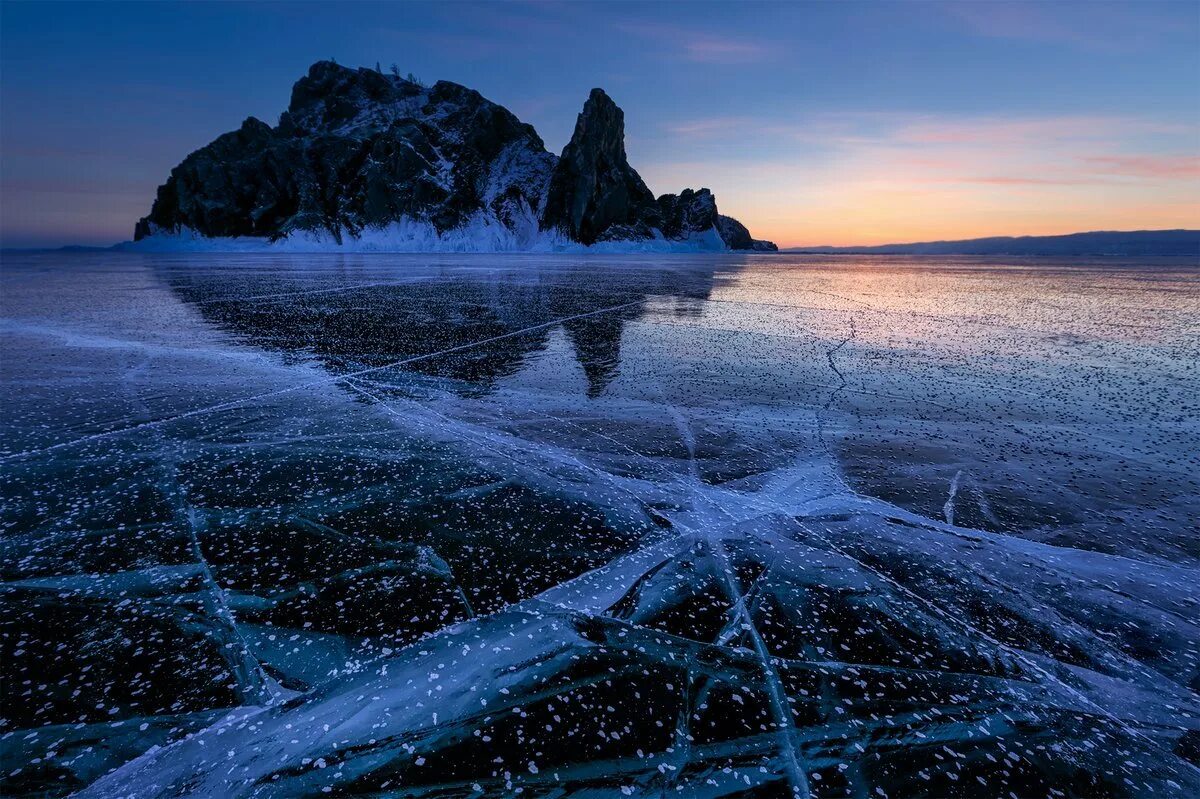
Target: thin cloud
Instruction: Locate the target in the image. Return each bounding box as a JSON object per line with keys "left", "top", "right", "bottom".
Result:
{"left": 888, "top": 115, "right": 1187, "bottom": 146}
{"left": 658, "top": 111, "right": 1195, "bottom": 158}
{"left": 953, "top": 176, "right": 1096, "bottom": 186}
{"left": 615, "top": 21, "right": 773, "bottom": 64}
{"left": 939, "top": 0, "right": 1194, "bottom": 52}
{"left": 663, "top": 117, "right": 753, "bottom": 137}
{"left": 1083, "top": 155, "right": 1200, "bottom": 179}
{"left": 683, "top": 36, "right": 768, "bottom": 64}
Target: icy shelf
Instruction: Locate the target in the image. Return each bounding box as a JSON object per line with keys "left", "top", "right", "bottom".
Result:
{"left": 118, "top": 221, "right": 732, "bottom": 254}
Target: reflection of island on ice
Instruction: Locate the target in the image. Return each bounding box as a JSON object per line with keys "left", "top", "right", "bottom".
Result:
{"left": 166, "top": 256, "right": 730, "bottom": 398}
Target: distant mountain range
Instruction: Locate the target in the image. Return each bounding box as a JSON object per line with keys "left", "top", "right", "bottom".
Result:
{"left": 787, "top": 230, "right": 1200, "bottom": 257}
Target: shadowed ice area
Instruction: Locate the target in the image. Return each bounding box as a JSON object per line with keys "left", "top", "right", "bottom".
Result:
{"left": 1, "top": 253, "right": 1198, "bottom": 797}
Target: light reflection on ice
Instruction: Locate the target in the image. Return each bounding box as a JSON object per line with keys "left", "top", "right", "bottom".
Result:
{"left": 1, "top": 253, "right": 1197, "bottom": 797}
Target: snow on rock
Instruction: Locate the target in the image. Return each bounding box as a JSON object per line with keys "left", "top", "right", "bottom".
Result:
{"left": 121, "top": 221, "right": 733, "bottom": 254}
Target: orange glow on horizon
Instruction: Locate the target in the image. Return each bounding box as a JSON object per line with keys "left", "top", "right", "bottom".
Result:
{"left": 749, "top": 200, "right": 1200, "bottom": 248}
{"left": 639, "top": 110, "right": 1200, "bottom": 249}
{"left": 743, "top": 193, "right": 1200, "bottom": 248}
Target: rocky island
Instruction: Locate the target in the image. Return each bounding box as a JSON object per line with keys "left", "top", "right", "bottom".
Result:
{"left": 130, "top": 61, "right": 776, "bottom": 252}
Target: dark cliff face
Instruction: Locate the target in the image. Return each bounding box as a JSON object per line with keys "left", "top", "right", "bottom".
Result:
{"left": 540, "top": 89, "right": 659, "bottom": 245}
{"left": 136, "top": 62, "right": 555, "bottom": 242}
{"left": 134, "top": 117, "right": 298, "bottom": 241}
{"left": 717, "top": 214, "right": 779, "bottom": 251}
{"left": 540, "top": 92, "right": 753, "bottom": 248}
{"left": 134, "top": 62, "right": 775, "bottom": 251}
{"left": 656, "top": 188, "right": 719, "bottom": 240}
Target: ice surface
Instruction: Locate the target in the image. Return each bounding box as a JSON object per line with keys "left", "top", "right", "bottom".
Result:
{"left": 1, "top": 253, "right": 1198, "bottom": 797}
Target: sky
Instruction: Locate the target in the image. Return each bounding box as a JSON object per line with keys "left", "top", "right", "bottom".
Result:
{"left": 1, "top": 0, "right": 1197, "bottom": 248}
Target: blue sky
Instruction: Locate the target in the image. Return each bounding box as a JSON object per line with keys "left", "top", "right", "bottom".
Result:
{"left": 2, "top": 0, "right": 1197, "bottom": 247}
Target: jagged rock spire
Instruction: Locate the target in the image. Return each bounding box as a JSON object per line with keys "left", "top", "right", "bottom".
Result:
{"left": 539, "top": 89, "right": 659, "bottom": 245}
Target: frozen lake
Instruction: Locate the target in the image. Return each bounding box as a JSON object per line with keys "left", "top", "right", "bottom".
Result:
{"left": 2, "top": 252, "right": 1198, "bottom": 797}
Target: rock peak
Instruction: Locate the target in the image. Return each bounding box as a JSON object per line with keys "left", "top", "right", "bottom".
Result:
{"left": 584, "top": 87, "right": 617, "bottom": 111}
{"left": 538, "top": 91, "right": 773, "bottom": 249}
{"left": 540, "top": 90, "right": 656, "bottom": 245}
{"left": 572, "top": 88, "right": 629, "bottom": 163}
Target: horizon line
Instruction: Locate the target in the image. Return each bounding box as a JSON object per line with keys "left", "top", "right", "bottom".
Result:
{"left": 3, "top": 226, "right": 1196, "bottom": 253}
